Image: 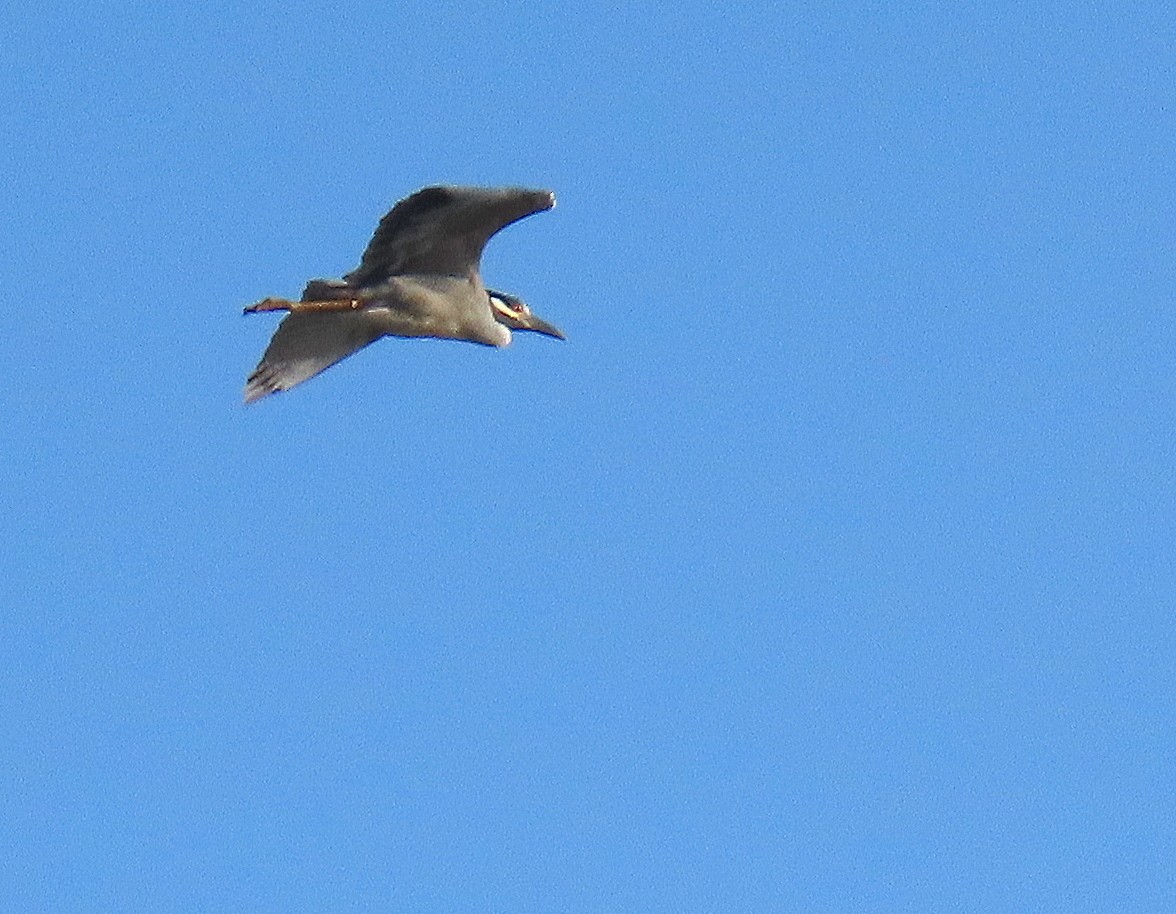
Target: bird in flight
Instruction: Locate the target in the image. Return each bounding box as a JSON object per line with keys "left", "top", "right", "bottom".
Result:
{"left": 243, "top": 184, "right": 563, "bottom": 403}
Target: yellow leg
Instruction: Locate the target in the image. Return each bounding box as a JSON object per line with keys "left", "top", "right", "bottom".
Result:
{"left": 244, "top": 297, "right": 362, "bottom": 315}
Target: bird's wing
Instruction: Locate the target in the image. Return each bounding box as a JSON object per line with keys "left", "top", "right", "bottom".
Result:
{"left": 244, "top": 311, "right": 384, "bottom": 403}
{"left": 344, "top": 185, "right": 555, "bottom": 287}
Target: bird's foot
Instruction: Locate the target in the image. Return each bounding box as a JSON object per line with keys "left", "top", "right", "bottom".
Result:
{"left": 243, "top": 297, "right": 296, "bottom": 315}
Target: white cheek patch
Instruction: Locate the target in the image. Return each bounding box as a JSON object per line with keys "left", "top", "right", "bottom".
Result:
{"left": 490, "top": 297, "right": 525, "bottom": 322}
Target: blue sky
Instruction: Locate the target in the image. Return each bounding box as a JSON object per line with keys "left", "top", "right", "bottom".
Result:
{"left": 2, "top": 2, "right": 1173, "bottom": 911}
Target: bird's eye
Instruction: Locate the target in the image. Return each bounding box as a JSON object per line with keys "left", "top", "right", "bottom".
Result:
{"left": 492, "top": 295, "right": 527, "bottom": 319}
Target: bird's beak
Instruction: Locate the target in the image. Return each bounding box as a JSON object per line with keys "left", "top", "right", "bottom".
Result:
{"left": 522, "top": 313, "right": 566, "bottom": 340}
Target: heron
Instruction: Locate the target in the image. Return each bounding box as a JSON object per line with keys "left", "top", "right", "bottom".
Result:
{"left": 243, "top": 185, "right": 563, "bottom": 404}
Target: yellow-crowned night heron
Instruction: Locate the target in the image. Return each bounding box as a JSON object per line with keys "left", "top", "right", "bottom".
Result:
{"left": 243, "top": 185, "right": 563, "bottom": 403}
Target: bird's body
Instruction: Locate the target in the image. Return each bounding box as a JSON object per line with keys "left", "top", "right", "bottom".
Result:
{"left": 243, "top": 185, "right": 562, "bottom": 403}
{"left": 369, "top": 275, "right": 511, "bottom": 346}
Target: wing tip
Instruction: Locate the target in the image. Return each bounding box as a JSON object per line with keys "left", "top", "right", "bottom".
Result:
{"left": 243, "top": 364, "right": 285, "bottom": 404}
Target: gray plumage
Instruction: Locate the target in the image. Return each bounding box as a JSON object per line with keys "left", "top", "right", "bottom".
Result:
{"left": 244, "top": 185, "right": 562, "bottom": 404}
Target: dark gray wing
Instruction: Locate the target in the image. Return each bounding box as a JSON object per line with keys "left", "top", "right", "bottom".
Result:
{"left": 344, "top": 185, "right": 555, "bottom": 287}
{"left": 244, "top": 311, "right": 385, "bottom": 404}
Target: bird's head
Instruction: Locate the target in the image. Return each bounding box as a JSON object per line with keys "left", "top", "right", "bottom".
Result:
{"left": 489, "top": 291, "right": 566, "bottom": 340}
